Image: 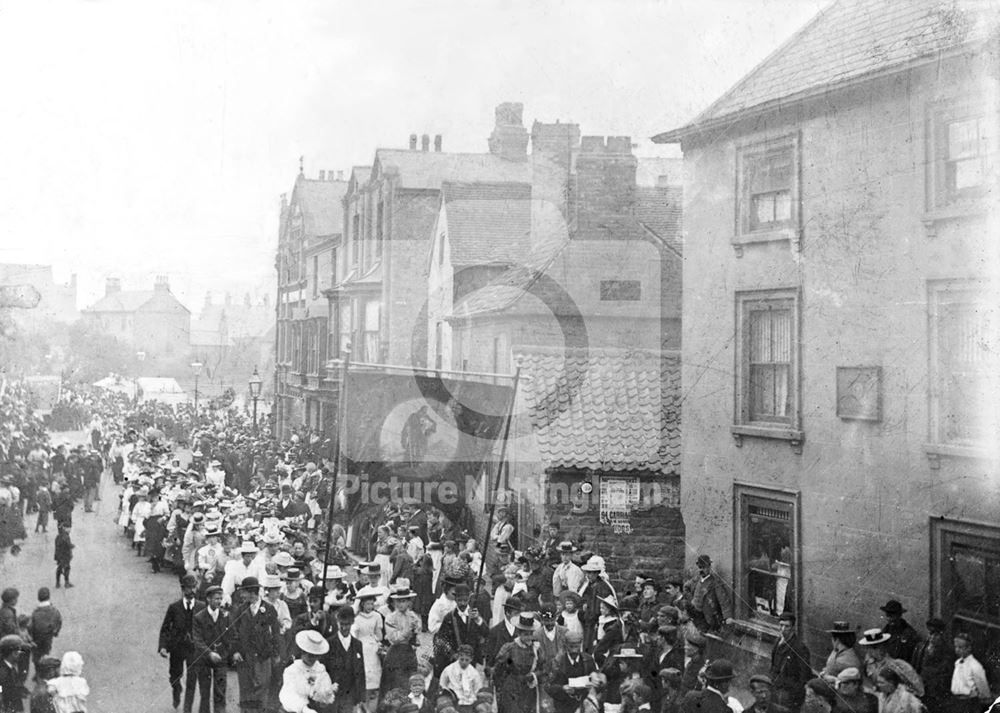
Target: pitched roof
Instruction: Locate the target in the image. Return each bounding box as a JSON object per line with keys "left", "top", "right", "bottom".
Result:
{"left": 655, "top": 0, "right": 1000, "bottom": 141}
{"left": 375, "top": 149, "right": 533, "bottom": 190}
{"left": 293, "top": 177, "right": 348, "bottom": 237}
{"left": 635, "top": 186, "right": 682, "bottom": 256}
{"left": 516, "top": 346, "right": 680, "bottom": 475}
{"left": 442, "top": 182, "right": 533, "bottom": 267}
{"left": 83, "top": 290, "right": 155, "bottom": 313}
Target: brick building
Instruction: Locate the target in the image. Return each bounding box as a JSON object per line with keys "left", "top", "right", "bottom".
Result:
{"left": 274, "top": 169, "right": 347, "bottom": 439}
{"left": 654, "top": 0, "right": 999, "bottom": 676}
{"left": 81, "top": 276, "right": 190, "bottom": 358}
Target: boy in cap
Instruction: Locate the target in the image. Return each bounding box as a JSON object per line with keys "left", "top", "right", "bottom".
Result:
{"left": 745, "top": 674, "right": 791, "bottom": 713}
{"left": 54, "top": 523, "right": 74, "bottom": 589}
{"left": 831, "top": 668, "right": 876, "bottom": 713}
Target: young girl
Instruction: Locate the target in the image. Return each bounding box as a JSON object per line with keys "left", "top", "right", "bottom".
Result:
{"left": 47, "top": 651, "right": 89, "bottom": 713}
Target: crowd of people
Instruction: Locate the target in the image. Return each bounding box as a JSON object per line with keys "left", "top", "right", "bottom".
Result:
{"left": 3, "top": 378, "right": 1000, "bottom": 713}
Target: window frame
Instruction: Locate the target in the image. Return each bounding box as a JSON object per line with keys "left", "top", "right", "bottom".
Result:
{"left": 733, "top": 482, "right": 801, "bottom": 633}
{"left": 926, "top": 278, "right": 998, "bottom": 460}
{"left": 927, "top": 97, "right": 996, "bottom": 213}
{"left": 733, "top": 287, "right": 803, "bottom": 447}
{"left": 734, "top": 132, "right": 801, "bottom": 249}
{"left": 930, "top": 518, "right": 1000, "bottom": 657}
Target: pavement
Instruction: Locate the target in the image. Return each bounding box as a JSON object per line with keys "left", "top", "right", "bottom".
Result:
{"left": 0, "top": 430, "right": 239, "bottom": 713}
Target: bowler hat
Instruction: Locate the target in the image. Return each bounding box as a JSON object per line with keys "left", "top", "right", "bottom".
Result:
{"left": 704, "top": 659, "right": 735, "bottom": 681}
{"left": 557, "top": 541, "right": 578, "bottom": 553}
{"left": 926, "top": 617, "right": 946, "bottom": 633}
{"left": 240, "top": 576, "right": 261, "bottom": 591}
{"left": 180, "top": 574, "right": 199, "bottom": 588}
{"left": 880, "top": 599, "right": 906, "bottom": 615}
{"left": 696, "top": 554, "right": 712, "bottom": 567}
{"left": 826, "top": 621, "right": 854, "bottom": 634}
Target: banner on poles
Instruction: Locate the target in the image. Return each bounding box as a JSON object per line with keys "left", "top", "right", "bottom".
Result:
{"left": 339, "top": 367, "right": 515, "bottom": 514}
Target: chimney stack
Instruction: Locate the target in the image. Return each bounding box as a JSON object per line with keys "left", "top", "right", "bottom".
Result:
{"left": 488, "top": 102, "right": 529, "bottom": 161}
{"left": 421, "top": 134, "right": 430, "bottom": 152}
{"left": 434, "top": 135, "right": 442, "bottom": 152}
{"left": 154, "top": 275, "right": 170, "bottom": 293}
{"left": 409, "top": 134, "right": 418, "bottom": 150}
{"left": 105, "top": 277, "right": 121, "bottom": 296}
{"left": 318, "top": 170, "right": 326, "bottom": 181}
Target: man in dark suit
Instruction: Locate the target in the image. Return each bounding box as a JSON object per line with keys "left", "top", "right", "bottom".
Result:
{"left": 0, "top": 634, "right": 27, "bottom": 713}
{"left": 190, "top": 585, "right": 231, "bottom": 713}
{"left": 159, "top": 574, "right": 204, "bottom": 711}
{"left": 769, "top": 612, "right": 811, "bottom": 712}
{"left": 544, "top": 630, "right": 597, "bottom": 713}
{"left": 484, "top": 598, "right": 520, "bottom": 676}
{"left": 231, "top": 577, "right": 281, "bottom": 713}
{"left": 680, "top": 659, "right": 736, "bottom": 713}
{"left": 323, "top": 607, "right": 366, "bottom": 713}
{"left": 644, "top": 625, "right": 684, "bottom": 708}
{"left": 432, "top": 584, "right": 489, "bottom": 675}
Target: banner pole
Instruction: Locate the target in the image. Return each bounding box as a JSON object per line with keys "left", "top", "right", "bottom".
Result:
{"left": 321, "top": 346, "right": 351, "bottom": 589}
{"left": 475, "top": 365, "right": 521, "bottom": 600}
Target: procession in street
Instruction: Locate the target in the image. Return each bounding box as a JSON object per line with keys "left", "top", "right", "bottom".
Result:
{"left": 1, "top": 1, "right": 999, "bottom": 713}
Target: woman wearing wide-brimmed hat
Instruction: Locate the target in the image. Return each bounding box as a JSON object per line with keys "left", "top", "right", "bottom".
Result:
{"left": 494, "top": 613, "right": 540, "bottom": 713}
{"left": 381, "top": 586, "right": 421, "bottom": 695}
{"left": 351, "top": 585, "right": 385, "bottom": 709}
{"left": 819, "top": 621, "right": 863, "bottom": 684}
{"left": 278, "top": 630, "right": 337, "bottom": 713}
{"left": 857, "top": 628, "right": 924, "bottom": 698}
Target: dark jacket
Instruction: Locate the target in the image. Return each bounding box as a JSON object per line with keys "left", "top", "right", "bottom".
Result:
{"left": 28, "top": 606, "right": 61, "bottom": 648}
{"left": 883, "top": 618, "right": 921, "bottom": 664}
{"left": 323, "top": 634, "right": 366, "bottom": 706}
{"left": 484, "top": 621, "right": 515, "bottom": 670}
{"left": 680, "top": 688, "right": 731, "bottom": 713}
{"left": 232, "top": 600, "right": 280, "bottom": 660}
{"left": 0, "top": 660, "right": 26, "bottom": 713}
{"left": 770, "top": 634, "right": 812, "bottom": 706}
{"left": 912, "top": 635, "right": 954, "bottom": 702}
{"left": 688, "top": 573, "right": 731, "bottom": 631}
{"left": 158, "top": 597, "right": 204, "bottom": 655}
{"left": 544, "top": 651, "right": 597, "bottom": 713}
{"left": 53, "top": 532, "right": 73, "bottom": 563}
{"left": 0, "top": 606, "right": 18, "bottom": 638}
{"left": 432, "top": 607, "right": 489, "bottom": 673}
{"left": 191, "top": 606, "right": 233, "bottom": 667}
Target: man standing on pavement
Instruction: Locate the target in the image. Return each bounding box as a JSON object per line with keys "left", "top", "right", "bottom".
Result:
{"left": 0, "top": 590, "right": 19, "bottom": 638}
{"left": 54, "top": 524, "right": 74, "bottom": 589}
{"left": 323, "top": 607, "right": 365, "bottom": 713}
{"left": 82, "top": 451, "right": 101, "bottom": 513}
{"left": 687, "top": 555, "right": 733, "bottom": 633}
{"left": 770, "top": 612, "right": 811, "bottom": 712}
{"left": 951, "top": 631, "right": 991, "bottom": 713}
{"left": 159, "top": 574, "right": 204, "bottom": 711}
{"left": 231, "top": 577, "right": 281, "bottom": 713}
{"left": 879, "top": 600, "right": 921, "bottom": 664}
{"left": 0, "top": 634, "right": 27, "bottom": 713}
{"left": 191, "top": 585, "right": 231, "bottom": 713}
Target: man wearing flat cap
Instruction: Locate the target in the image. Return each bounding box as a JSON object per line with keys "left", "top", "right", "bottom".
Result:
{"left": 879, "top": 600, "right": 921, "bottom": 664}
{"left": 769, "top": 611, "right": 811, "bottom": 711}
{"left": 745, "top": 674, "right": 790, "bottom": 713}
{"left": 0, "top": 634, "right": 27, "bottom": 713}
{"left": 191, "top": 585, "right": 232, "bottom": 713}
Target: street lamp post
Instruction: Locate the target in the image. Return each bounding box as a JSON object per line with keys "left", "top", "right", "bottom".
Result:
{"left": 248, "top": 367, "right": 263, "bottom": 434}
{"left": 134, "top": 351, "right": 146, "bottom": 405}
{"left": 191, "top": 361, "right": 203, "bottom": 427}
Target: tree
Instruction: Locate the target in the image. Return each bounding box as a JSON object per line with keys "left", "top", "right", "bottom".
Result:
{"left": 64, "top": 319, "right": 135, "bottom": 384}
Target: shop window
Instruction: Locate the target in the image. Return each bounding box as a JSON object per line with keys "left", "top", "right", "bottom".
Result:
{"left": 735, "top": 484, "right": 799, "bottom": 628}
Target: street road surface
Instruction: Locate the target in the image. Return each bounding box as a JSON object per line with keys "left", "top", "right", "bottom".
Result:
{"left": 0, "top": 431, "right": 239, "bottom": 712}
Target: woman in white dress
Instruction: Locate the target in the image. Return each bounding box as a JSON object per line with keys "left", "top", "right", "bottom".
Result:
{"left": 373, "top": 526, "right": 395, "bottom": 589}
{"left": 130, "top": 488, "right": 151, "bottom": 555}
{"left": 351, "top": 586, "right": 385, "bottom": 712}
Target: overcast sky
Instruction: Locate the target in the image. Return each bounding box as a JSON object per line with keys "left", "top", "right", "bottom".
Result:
{"left": 0, "top": 0, "right": 828, "bottom": 310}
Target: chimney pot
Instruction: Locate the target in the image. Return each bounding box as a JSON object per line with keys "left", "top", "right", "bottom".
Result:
{"left": 154, "top": 275, "right": 170, "bottom": 292}
{"left": 434, "top": 135, "right": 442, "bottom": 152}
{"left": 318, "top": 170, "right": 326, "bottom": 181}
{"left": 409, "top": 134, "right": 418, "bottom": 150}
{"left": 421, "top": 134, "right": 430, "bottom": 152}
{"left": 105, "top": 277, "right": 121, "bottom": 296}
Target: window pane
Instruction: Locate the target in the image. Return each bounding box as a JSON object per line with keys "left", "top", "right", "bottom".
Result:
{"left": 752, "top": 194, "right": 775, "bottom": 228}
{"left": 749, "top": 306, "right": 791, "bottom": 421}
{"left": 773, "top": 191, "right": 792, "bottom": 221}
{"left": 952, "top": 158, "right": 984, "bottom": 190}
{"left": 949, "top": 119, "right": 981, "bottom": 160}
{"left": 939, "top": 295, "right": 999, "bottom": 444}
{"left": 745, "top": 499, "right": 794, "bottom": 620}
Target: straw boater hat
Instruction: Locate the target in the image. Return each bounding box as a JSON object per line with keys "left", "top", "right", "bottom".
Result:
{"left": 614, "top": 647, "right": 644, "bottom": 659}
{"left": 239, "top": 541, "right": 259, "bottom": 555}
{"left": 271, "top": 552, "right": 295, "bottom": 568}
{"left": 324, "top": 566, "right": 346, "bottom": 580}
{"left": 557, "top": 541, "right": 578, "bottom": 553}
{"left": 355, "top": 585, "right": 381, "bottom": 600}
{"left": 827, "top": 621, "right": 855, "bottom": 634}
{"left": 514, "top": 613, "right": 536, "bottom": 631}
{"left": 295, "top": 630, "right": 329, "bottom": 656}
{"left": 389, "top": 587, "right": 418, "bottom": 600}
{"left": 858, "top": 629, "right": 892, "bottom": 646}
{"left": 284, "top": 568, "right": 302, "bottom": 582}
{"left": 261, "top": 574, "right": 282, "bottom": 589}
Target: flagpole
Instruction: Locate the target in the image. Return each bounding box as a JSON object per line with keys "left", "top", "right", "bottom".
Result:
{"left": 475, "top": 365, "right": 521, "bottom": 600}
{"left": 321, "top": 345, "right": 351, "bottom": 588}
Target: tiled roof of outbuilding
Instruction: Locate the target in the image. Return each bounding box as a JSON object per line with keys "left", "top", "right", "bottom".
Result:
{"left": 442, "top": 182, "right": 533, "bottom": 267}
{"left": 655, "top": 0, "right": 1000, "bottom": 140}
{"left": 636, "top": 186, "right": 682, "bottom": 256}
{"left": 515, "top": 346, "right": 680, "bottom": 475}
